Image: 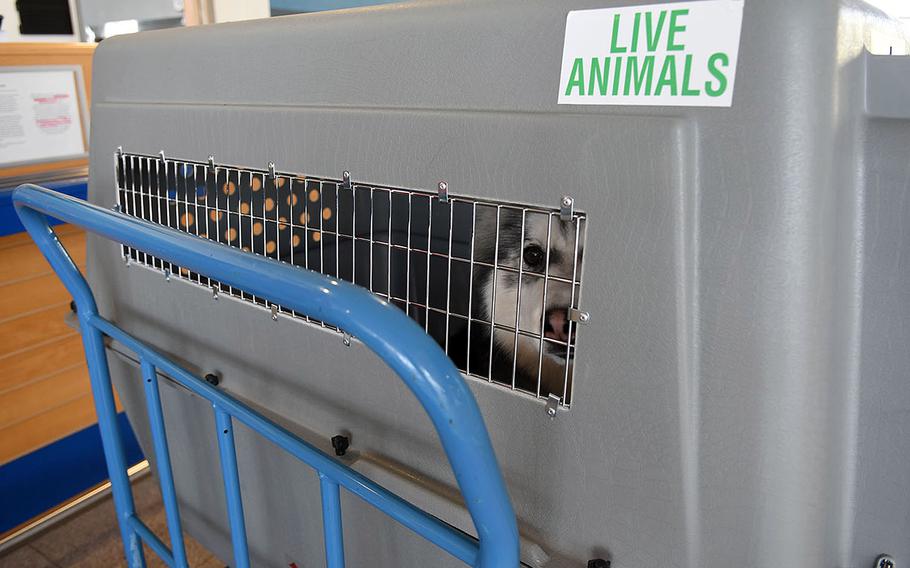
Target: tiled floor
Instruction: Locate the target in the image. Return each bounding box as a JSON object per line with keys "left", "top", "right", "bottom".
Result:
{"left": 0, "top": 474, "right": 223, "bottom": 568}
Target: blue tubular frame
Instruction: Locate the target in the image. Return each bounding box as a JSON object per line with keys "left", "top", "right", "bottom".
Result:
{"left": 13, "top": 184, "right": 519, "bottom": 568}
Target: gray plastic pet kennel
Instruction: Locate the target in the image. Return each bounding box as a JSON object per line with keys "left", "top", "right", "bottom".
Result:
{"left": 83, "top": 1, "right": 910, "bottom": 566}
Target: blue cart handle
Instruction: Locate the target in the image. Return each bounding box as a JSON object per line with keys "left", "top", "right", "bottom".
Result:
{"left": 13, "top": 184, "right": 519, "bottom": 568}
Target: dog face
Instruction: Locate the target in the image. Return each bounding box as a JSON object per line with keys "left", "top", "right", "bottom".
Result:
{"left": 477, "top": 209, "right": 585, "bottom": 397}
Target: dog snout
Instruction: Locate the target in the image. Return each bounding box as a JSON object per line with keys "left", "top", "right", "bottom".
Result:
{"left": 544, "top": 308, "right": 570, "bottom": 343}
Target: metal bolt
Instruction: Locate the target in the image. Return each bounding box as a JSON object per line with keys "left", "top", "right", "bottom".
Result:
{"left": 437, "top": 181, "right": 449, "bottom": 202}
{"left": 331, "top": 435, "right": 350, "bottom": 457}
{"left": 342, "top": 333, "right": 352, "bottom": 347}
{"left": 560, "top": 195, "right": 575, "bottom": 221}
{"left": 545, "top": 393, "right": 561, "bottom": 418}
{"left": 270, "top": 304, "right": 279, "bottom": 321}
{"left": 569, "top": 308, "right": 590, "bottom": 324}
{"left": 877, "top": 555, "right": 896, "bottom": 568}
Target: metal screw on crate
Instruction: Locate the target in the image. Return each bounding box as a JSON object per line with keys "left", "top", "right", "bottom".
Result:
{"left": 569, "top": 308, "right": 590, "bottom": 324}
{"left": 438, "top": 181, "right": 448, "bottom": 202}
{"left": 876, "top": 555, "right": 896, "bottom": 568}
{"left": 545, "top": 394, "right": 560, "bottom": 418}
{"left": 560, "top": 195, "right": 574, "bottom": 220}
{"left": 331, "top": 435, "right": 350, "bottom": 457}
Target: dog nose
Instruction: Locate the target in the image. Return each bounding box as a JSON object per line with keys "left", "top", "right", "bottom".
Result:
{"left": 546, "top": 309, "right": 570, "bottom": 342}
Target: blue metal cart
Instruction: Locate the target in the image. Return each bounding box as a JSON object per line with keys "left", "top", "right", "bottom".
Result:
{"left": 13, "top": 184, "right": 519, "bottom": 568}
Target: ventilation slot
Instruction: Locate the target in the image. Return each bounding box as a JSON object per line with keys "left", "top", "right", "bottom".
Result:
{"left": 116, "top": 151, "right": 587, "bottom": 406}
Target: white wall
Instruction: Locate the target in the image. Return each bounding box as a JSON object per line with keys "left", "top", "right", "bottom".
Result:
{"left": 866, "top": 0, "right": 910, "bottom": 34}
{"left": 213, "top": 0, "right": 270, "bottom": 23}
{"left": 865, "top": 0, "right": 910, "bottom": 54}
{"left": 0, "top": 0, "right": 21, "bottom": 40}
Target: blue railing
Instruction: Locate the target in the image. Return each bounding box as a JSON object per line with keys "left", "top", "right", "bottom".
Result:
{"left": 13, "top": 184, "right": 519, "bottom": 568}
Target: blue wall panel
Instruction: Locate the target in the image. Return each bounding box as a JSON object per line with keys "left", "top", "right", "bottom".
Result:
{"left": 1, "top": 179, "right": 88, "bottom": 237}
{"left": 0, "top": 412, "right": 144, "bottom": 534}
{"left": 271, "top": 0, "right": 396, "bottom": 14}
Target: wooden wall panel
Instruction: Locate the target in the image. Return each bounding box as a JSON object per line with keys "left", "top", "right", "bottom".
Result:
{"left": 0, "top": 395, "right": 98, "bottom": 465}
{"left": 0, "top": 335, "right": 86, "bottom": 393}
{"left": 0, "top": 226, "right": 86, "bottom": 282}
{"left": 0, "top": 303, "right": 75, "bottom": 359}
{"left": 0, "top": 226, "right": 100, "bottom": 465}
{"left": 0, "top": 365, "right": 89, "bottom": 430}
{"left": 0, "top": 272, "right": 83, "bottom": 321}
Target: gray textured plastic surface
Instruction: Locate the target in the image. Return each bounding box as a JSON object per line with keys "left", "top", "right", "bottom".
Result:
{"left": 85, "top": 1, "right": 910, "bottom": 567}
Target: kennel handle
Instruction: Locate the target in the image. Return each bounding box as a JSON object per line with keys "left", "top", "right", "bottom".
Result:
{"left": 13, "top": 184, "right": 519, "bottom": 568}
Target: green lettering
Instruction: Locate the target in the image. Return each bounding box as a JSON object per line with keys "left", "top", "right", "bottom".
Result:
{"left": 631, "top": 12, "right": 641, "bottom": 53}
{"left": 610, "top": 14, "right": 627, "bottom": 53}
{"left": 705, "top": 52, "right": 729, "bottom": 97}
{"left": 623, "top": 55, "right": 655, "bottom": 96}
{"left": 681, "top": 54, "right": 700, "bottom": 96}
{"left": 588, "top": 57, "right": 611, "bottom": 96}
{"left": 655, "top": 55, "right": 678, "bottom": 96}
{"left": 645, "top": 10, "right": 667, "bottom": 52}
{"left": 565, "top": 58, "right": 585, "bottom": 96}
{"left": 667, "top": 9, "right": 688, "bottom": 51}
{"left": 612, "top": 55, "right": 623, "bottom": 96}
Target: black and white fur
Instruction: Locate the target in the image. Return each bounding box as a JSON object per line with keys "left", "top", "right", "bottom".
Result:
{"left": 468, "top": 208, "right": 584, "bottom": 398}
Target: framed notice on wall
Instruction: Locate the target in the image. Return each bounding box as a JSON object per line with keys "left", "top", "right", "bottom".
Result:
{"left": 0, "top": 66, "right": 90, "bottom": 168}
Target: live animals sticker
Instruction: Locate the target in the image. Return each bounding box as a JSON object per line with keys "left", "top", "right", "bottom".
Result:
{"left": 558, "top": 0, "right": 744, "bottom": 107}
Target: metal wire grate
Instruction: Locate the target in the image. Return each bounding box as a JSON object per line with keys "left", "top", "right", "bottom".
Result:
{"left": 115, "top": 150, "right": 587, "bottom": 406}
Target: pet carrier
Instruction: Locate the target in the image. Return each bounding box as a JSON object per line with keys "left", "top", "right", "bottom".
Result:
{"left": 33, "top": 0, "right": 910, "bottom": 566}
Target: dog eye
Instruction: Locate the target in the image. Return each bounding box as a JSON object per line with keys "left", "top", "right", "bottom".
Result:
{"left": 523, "top": 244, "right": 545, "bottom": 268}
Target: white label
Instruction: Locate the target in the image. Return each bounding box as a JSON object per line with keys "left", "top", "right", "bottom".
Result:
{"left": 558, "top": 0, "right": 744, "bottom": 107}
{"left": 0, "top": 69, "right": 87, "bottom": 167}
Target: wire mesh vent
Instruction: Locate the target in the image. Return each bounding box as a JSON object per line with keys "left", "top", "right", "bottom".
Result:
{"left": 115, "top": 151, "right": 587, "bottom": 406}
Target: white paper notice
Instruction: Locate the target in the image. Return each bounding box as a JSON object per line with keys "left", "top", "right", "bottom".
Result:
{"left": 558, "top": 0, "right": 745, "bottom": 107}
{"left": 0, "top": 69, "right": 87, "bottom": 167}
